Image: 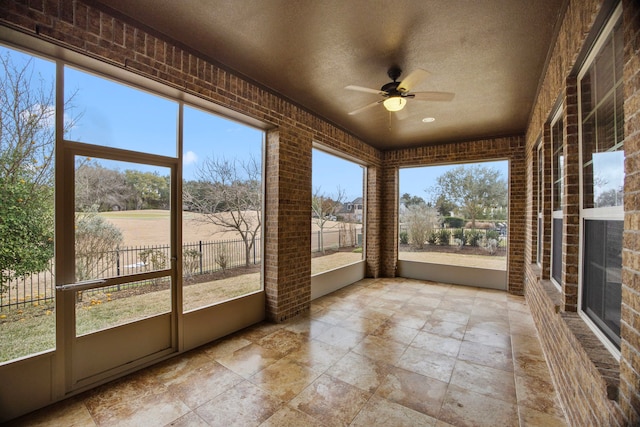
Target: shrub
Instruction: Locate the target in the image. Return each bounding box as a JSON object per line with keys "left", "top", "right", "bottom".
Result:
{"left": 399, "top": 231, "right": 409, "bottom": 245}
{"left": 444, "top": 217, "right": 465, "bottom": 228}
{"left": 452, "top": 228, "right": 466, "bottom": 246}
{"left": 465, "top": 229, "right": 483, "bottom": 247}
{"left": 352, "top": 247, "right": 363, "bottom": 253}
{"left": 427, "top": 231, "right": 438, "bottom": 245}
{"left": 437, "top": 229, "right": 451, "bottom": 246}
{"left": 486, "top": 229, "right": 500, "bottom": 241}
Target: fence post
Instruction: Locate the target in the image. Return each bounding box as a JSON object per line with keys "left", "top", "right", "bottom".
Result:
{"left": 199, "top": 241, "right": 203, "bottom": 275}
{"left": 116, "top": 248, "right": 120, "bottom": 276}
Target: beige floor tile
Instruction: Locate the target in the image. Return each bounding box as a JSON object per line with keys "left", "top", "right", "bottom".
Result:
{"left": 449, "top": 360, "right": 517, "bottom": 403}
{"left": 250, "top": 357, "right": 323, "bottom": 401}
{"left": 410, "top": 330, "right": 463, "bottom": 357}
{"left": 352, "top": 334, "right": 409, "bottom": 365}
{"left": 430, "top": 308, "right": 471, "bottom": 325}
{"left": 519, "top": 405, "right": 568, "bottom": 426}
{"left": 314, "top": 324, "right": 366, "bottom": 350}
{"left": 439, "top": 384, "right": 518, "bottom": 427}
{"left": 166, "top": 360, "right": 244, "bottom": 409}
{"left": 165, "top": 411, "right": 209, "bottom": 427}
{"left": 290, "top": 374, "right": 371, "bottom": 427}
{"left": 375, "top": 367, "right": 448, "bottom": 418}
{"left": 396, "top": 345, "right": 456, "bottom": 383}
{"left": 371, "top": 319, "right": 420, "bottom": 345}
{"left": 325, "top": 351, "right": 390, "bottom": 393}
{"left": 195, "top": 380, "right": 282, "bottom": 427}
{"left": 260, "top": 405, "right": 326, "bottom": 427}
{"left": 350, "top": 395, "right": 438, "bottom": 427}
{"left": 216, "top": 342, "right": 283, "bottom": 378}
{"left": 285, "top": 339, "right": 349, "bottom": 372}
{"left": 457, "top": 339, "right": 513, "bottom": 372}
{"left": 515, "top": 374, "right": 565, "bottom": 417}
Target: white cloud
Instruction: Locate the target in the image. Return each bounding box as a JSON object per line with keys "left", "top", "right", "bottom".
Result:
{"left": 183, "top": 150, "right": 198, "bottom": 165}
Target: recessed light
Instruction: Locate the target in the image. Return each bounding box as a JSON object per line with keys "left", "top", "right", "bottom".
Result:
{"left": 422, "top": 117, "right": 435, "bottom": 123}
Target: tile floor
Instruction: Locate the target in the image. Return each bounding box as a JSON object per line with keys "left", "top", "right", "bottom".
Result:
{"left": 9, "top": 278, "right": 567, "bottom": 427}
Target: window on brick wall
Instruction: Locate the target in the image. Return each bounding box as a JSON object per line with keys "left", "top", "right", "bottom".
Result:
{"left": 551, "top": 107, "right": 564, "bottom": 289}
{"left": 579, "top": 5, "right": 623, "bottom": 352}
{"left": 311, "top": 148, "right": 365, "bottom": 275}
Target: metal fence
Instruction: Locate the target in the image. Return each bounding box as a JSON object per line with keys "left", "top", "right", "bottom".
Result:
{"left": 1, "top": 225, "right": 363, "bottom": 311}
{"left": 0, "top": 238, "right": 261, "bottom": 311}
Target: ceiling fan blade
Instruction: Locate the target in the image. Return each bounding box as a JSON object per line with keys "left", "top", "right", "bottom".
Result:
{"left": 411, "top": 91, "right": 455, "bottom": 102}
{"left": 348, "top": 100, "right": 382, "bottom": 115}
{"left": 397, "top": 68, "right": 430, "bottom": 93}
{"left": 345, "top": 85, "right": 386, "bottom": 95}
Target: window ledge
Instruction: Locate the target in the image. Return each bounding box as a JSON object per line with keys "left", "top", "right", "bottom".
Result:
{"left": 560, "top": 312, "right": 620, "bottom": 401}
{"left": 529, "top": 263, "right": 619, "bottom": 402}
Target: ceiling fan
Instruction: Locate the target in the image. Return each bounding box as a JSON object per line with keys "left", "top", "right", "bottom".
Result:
{"left": 345, "top": 67, "right": 454, "bottom": 115}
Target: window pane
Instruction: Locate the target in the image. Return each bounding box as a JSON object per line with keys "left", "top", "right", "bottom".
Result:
{"left": 182, "top": 106, "right": 263, "bottom": 312}
{"left": 552, "top": 117, "right": 563, "bottom": 210}
{"left": 581, "top": 19, "right": 624, "bottom": 210}
{"left": 64, "top": 67, "right": 178, "bottom": 157}
{"left": 0, "top": 46, "right": 56, "bottom": 362}
{"left": 583, "top": 220, "right": 622, "bottom": 348}
{"left": 311, "top": 149, "right": 364, "bottom": 274}
{"left": 552, "top": 218, "right": 562, "bottom": 284}
{"left": 76, "top": 277, "right": 171, "bottom": 336}
{"left": 398, "top": 161, "right": 508, "bottom": 271}
{"left": 75, "top": 158, "right": 171, "bottom": 281}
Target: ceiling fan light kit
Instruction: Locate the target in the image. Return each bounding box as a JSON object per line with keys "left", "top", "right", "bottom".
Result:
{"left": 383, "top": 96, "right": 407, "bottom": 111}
{"left": 346, "top": 67, "right": 454, "bottom": 116}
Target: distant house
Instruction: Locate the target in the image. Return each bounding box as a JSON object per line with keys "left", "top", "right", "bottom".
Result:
{"left": 340, "top": 197, "right": 363, "bottom": 222}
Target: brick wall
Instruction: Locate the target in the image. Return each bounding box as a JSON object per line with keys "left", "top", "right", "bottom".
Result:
{"left": 383, "top": 136, "right": 527, "bottom": 294}
{"left": 620, "top": 0, "right": 640, "bottom": 423}
{"left": 524, "top": 0, "right": 640, "bottom": 425}
{"left": 0, "top": 0, "right": 383, "bottom": 322}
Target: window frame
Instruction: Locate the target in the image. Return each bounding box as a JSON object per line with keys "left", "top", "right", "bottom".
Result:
{"left": 550, "top": 106, "right": 564, "bottom": 290}
{"left": 577, "top": 3, "right": 624, "bottom": 358}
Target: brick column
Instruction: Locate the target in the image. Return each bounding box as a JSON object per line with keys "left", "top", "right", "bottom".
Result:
{"left": 365, "top": 165, "right": 382, "bottom": 278}
{"left": 562, "top": 77, "right": 580, "bottom": 311}
{"left": 380, "top": 162, "right": 398, "bottom": 278}
{"left": 619, "top": 0, "right": 640, "bottom": 423}
{"left": 264, "top": 127, "right": 312, "bottom": 322}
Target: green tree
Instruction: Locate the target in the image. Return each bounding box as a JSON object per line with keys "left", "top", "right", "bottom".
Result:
{"left": 124, "top": 170, "right": 170, "bottom": 210}
{"left": 431, "top": 165, "right": 507, "bottom": 229}
{"left": 0, "top": 50, "right": 79, "bottom": 291}
{"left": 400, "top": 193, "right": 426, "bottom": 208}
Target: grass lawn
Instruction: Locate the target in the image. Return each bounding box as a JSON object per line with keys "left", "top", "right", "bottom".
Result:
{"left": 0, "top": 249, "right": 500, "bottom": 362}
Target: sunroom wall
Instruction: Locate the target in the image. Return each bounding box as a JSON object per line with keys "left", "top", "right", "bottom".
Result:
{"left": 0, "top": 0, "right": 383, "bottom": 323}
{"left": 524, "top": 0, "right": 640, "bottom": 425}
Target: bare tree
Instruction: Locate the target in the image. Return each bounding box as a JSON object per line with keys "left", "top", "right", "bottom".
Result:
{"left": 312, "top": 186, "right": 346, "bottom": 254}
{"left": 185, "top": 156, "right": 261, "bottom": 267}
{"left": 401, "top": 203, "right": 440, "bottom": 249}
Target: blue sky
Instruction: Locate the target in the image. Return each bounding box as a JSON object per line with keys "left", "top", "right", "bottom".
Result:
{"left": 5, "top": 44, "right": 510, "bottom": 201}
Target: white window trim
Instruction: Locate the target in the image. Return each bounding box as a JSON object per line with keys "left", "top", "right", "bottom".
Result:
{"left": 577, "top": 2, "right": 623, "bottom": 359}
{"left": 550, "top": 106, "right": 564, "bottom": 291}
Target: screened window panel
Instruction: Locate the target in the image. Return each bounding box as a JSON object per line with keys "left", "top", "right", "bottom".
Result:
{"left": 583, "top": 220, "right": 622, "bottom": 348}
{"left": 552, "top": 218, "right": 563, "bottom": 284}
